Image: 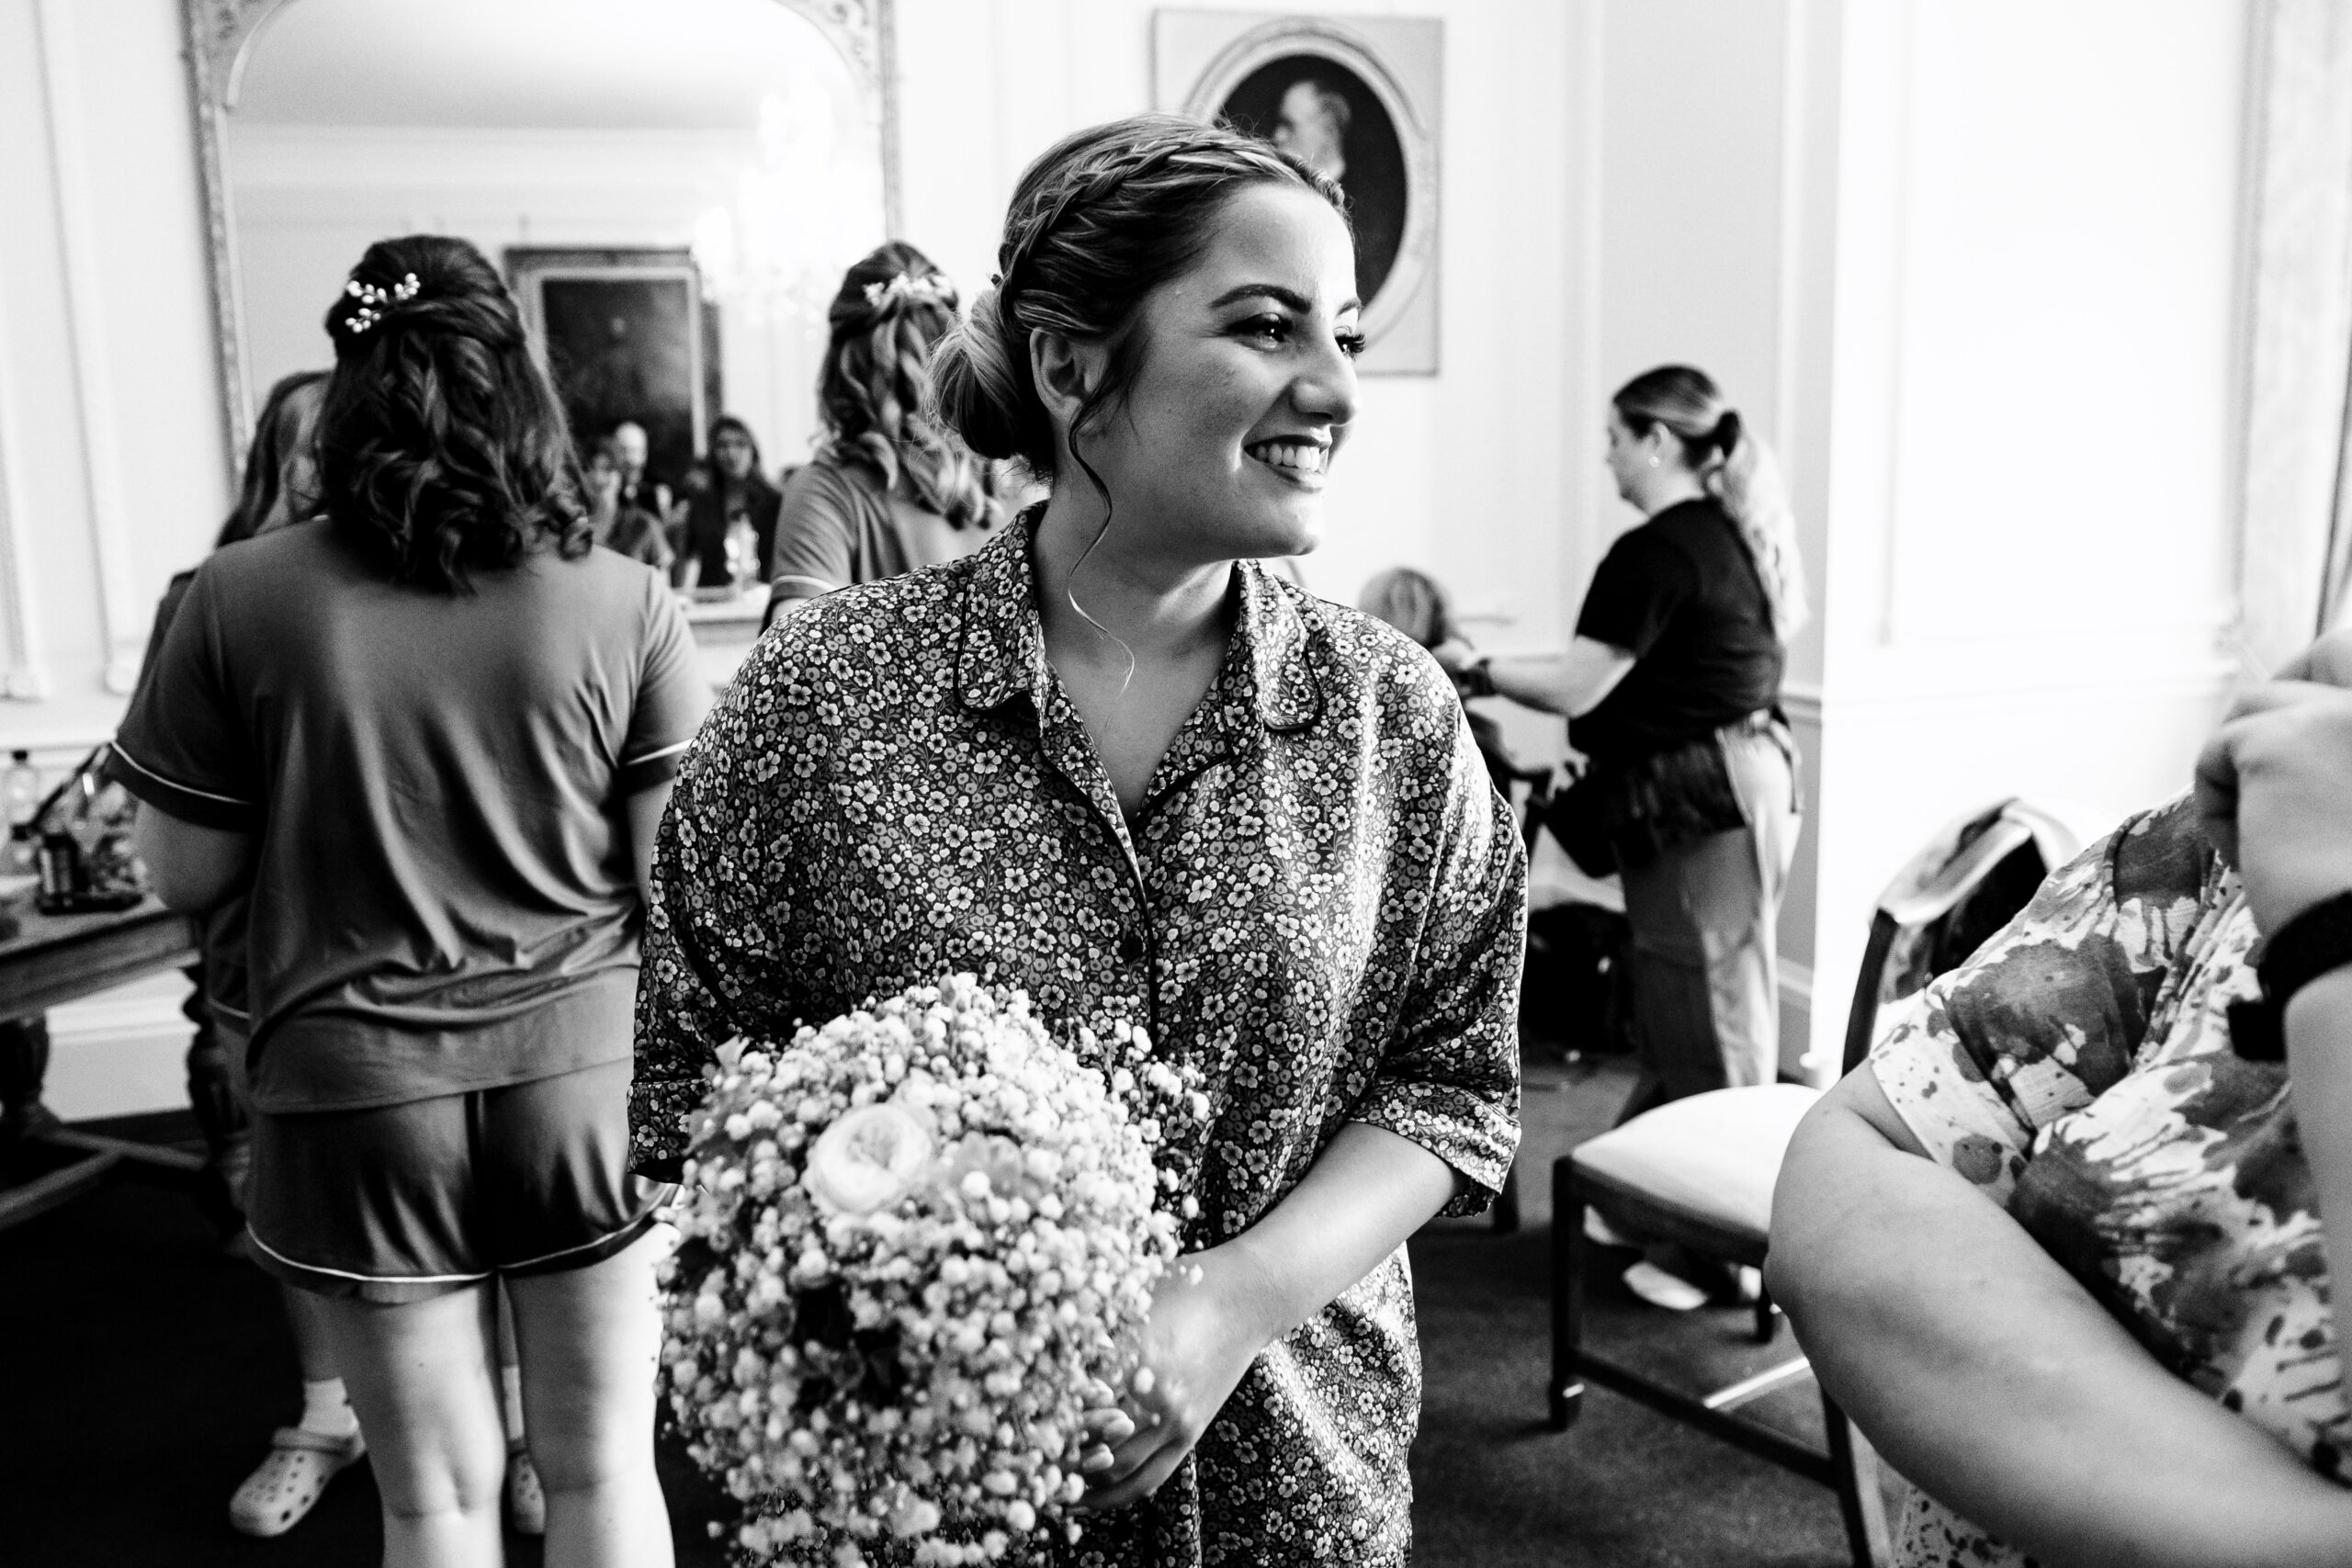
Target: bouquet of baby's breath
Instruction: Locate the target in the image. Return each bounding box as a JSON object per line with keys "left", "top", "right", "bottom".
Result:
{"left": 661, "top": 976, "right": 1205, "bottom": 1567}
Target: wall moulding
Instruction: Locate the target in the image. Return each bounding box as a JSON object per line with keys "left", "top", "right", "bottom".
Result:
{"left": 0, "top": 267, "right": 49, "bottom": 702}
{"left": 37, "top": 0, "right": 145, "bottom": 697}
{"left": 180, "top": 0, "right": 902, "bottom": 478}
{"left": 2237, "top": 0, "right": 2352, "bottom": 662}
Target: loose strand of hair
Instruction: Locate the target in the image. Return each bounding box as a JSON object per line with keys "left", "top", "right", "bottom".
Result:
{"left": 1064, "top": 430, "right": 1136, "bottom": 694}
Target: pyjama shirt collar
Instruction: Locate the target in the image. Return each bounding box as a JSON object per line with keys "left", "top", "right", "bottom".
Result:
{"left": 952, "top": 511, "right": 1325, "bottom": 736}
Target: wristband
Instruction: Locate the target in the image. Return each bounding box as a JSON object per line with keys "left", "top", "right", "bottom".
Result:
{"left": 2228, "top": 888, "right": 2352, "bottom": 1062}
{"left": 1457, "top": 656, "right": 1497, "bottom": 700}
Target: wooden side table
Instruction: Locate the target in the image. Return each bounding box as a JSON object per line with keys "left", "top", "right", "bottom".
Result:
{"left": 0, "top": 897, "right": 203, "bottom": 1230}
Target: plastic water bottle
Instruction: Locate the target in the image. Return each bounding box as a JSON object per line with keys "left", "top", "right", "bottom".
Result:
{"left": 3, "top": 750, "right": 40, "bottom": 876}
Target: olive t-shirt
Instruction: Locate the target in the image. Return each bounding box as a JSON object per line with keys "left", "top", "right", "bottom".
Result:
{"left": 107, "top": 521, "right": 708, "bottom": 1114}
{"left": 1569, "top": 498, "right": 1782, "bottom": 763}
{"left": 764, "top": 452, "right": 983, "bottom": 609}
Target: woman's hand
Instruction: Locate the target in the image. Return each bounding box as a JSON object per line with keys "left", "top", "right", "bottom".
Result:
{"left": 1428, "top": 637, "right": 1480, "bottom": 679}
{"left": 1069, "top": 1124, "right": 1460, "bottom": 1513}
{"left": 2194, "top": 678, "right": 2352, "bottom": 934}
{"left": 1073, "top": 1245, "right": 1278, "bottom": 1513}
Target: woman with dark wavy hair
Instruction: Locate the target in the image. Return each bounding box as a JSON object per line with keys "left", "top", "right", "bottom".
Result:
{"left": 763, "top": 240, "right": 994, "bottom": 621}
{"left": 636, "top": 118, "right": 1521, "bottom": 1564}
{"left": 675, "top": 413, "right": 779, "bottom": 591}
{"left": 110, "top": 234, "right": 705, "bottom": 1567}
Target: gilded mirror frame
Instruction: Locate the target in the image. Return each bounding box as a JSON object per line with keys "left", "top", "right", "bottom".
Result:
{"left": 181, "top": 0, "right": 903, "bottom": 475}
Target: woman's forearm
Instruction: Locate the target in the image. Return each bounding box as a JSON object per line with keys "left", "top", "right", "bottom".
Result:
{"left": 131, "top": 804, "right": 254, "bottom": 913}
{"left": 1771, "top": 1074, "right": 2352, "bottom": 1568}
{"left": 1483, "top": 638, "right": 1634, "bottom": 719}
{"left": 1221, "top": 1122, "right": 1463, "bottom": 1345}
{"left": 2290, "top": 969, "right": 2352, "bottom": 1346}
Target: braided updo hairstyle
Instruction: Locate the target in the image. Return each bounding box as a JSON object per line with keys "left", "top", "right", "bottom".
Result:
{"left": 316, "top": 234, "right": 590, "bottom": 592}
{"left": 820, "top": 242, "right": 990, "bottom": 530}
{"left": 930, "top": 114, "right": 1345, "bottom": 486}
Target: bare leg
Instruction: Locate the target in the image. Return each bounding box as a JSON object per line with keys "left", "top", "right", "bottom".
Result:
{"left": 504, "top": 1227, "right": 673, "bottom": 1568}
{"left": 313, "top": 1283, "right": 506, "bottom": 1568}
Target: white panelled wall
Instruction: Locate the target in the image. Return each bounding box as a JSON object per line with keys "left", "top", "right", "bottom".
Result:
{"left": 897, "top": 0, "right": 2249, "bottom": 1077}
{"left": 1, "top": 0, "right": 2256, "bottom": 1112}
{"left": 0, "top": 0, "right": 231, "bottom": 740}
{"left": 1797, "top": 0, "right": 2245, "bottom": 1071}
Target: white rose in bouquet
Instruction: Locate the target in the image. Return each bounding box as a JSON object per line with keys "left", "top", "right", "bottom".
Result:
{"left": 661, "top": 976, "right": 1207, "bottom": 1566}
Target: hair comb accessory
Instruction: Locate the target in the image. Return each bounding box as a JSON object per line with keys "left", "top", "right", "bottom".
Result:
{"left": 861, "top": 271, "right": 957, "bottom": 312}
{"left": 343, "top": 271, "right": 422, "bottom": 335}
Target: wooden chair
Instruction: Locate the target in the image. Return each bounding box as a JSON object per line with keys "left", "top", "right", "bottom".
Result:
{"left": 1547, "top": 797, "right": 2093, "bottom": 1568}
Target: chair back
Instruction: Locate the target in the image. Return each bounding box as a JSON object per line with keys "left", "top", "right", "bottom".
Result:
{"left": 1838, "top": 797, "right": 2102, "bottom": 1075}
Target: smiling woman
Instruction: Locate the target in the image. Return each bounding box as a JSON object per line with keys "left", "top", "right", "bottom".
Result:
{"left": 633, "top": 114, "right": 1527, "bottom": 1566}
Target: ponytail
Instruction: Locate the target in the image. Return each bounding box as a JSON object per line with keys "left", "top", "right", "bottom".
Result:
{"left": 1707, "top": 423, "right": 1809, "bottom": 641}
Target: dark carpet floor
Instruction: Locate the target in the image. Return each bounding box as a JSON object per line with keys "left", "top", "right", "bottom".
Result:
{"left": 0, "top": 1053, "right": 1874, "bottom": 1566}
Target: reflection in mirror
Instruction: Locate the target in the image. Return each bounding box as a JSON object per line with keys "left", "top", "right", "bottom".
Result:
{"left": 218, "top": 0, "right": 888, "bottom": 483}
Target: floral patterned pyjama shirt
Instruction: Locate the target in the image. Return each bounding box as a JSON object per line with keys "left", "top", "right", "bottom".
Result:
{"left": 1867, "top": 796, "right": 2350, "bottom": 1565}
{"left": 631, "top": 516, "right": 1528, "bottom": 1566}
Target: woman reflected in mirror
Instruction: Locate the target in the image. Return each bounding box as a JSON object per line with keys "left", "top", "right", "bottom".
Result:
{"left": 675, "top": 413, "right": 779, "bottom": 592}
{"left": 583, "top": 434, "right": 674, "bottom": 574}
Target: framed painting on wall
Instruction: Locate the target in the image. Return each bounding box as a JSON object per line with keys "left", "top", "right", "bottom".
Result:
{"left": 505, "top": 248, "right": 721, "bottom": 491}
{"left": 1153, "top": 10, "right": 1442, "bottom": 374}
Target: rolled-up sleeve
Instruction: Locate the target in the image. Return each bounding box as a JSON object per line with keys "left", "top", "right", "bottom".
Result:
{"left": 766, "top": 460, "right": 860, "bottom": 601}
{"left": 1351, "top": 707, "right": 1528, "bottom": 1216}
{"left": 103, "top": 567, "right": 261, "bottom": 833}
{"left": 615, "top": 576, "right": 707, "bottom": 797}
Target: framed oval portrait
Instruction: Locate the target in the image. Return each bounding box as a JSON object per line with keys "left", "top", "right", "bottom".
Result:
{"left": 1155, "top": 12, "right": 1442, "bottom": 374}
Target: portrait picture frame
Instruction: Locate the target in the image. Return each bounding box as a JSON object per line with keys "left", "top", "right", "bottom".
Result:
{"left": 504, "top": 247, "right": 723, "bottom": 490}
{"left": 1153, "top": 9, "right": 1442, "bottom": 375}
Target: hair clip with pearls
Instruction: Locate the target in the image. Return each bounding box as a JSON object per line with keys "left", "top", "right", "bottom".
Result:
{"left": 861, "top": 271, "right": 956, "bottom": 312}
{"left": 343, "top": 271, "right": 423, "bottom": 334}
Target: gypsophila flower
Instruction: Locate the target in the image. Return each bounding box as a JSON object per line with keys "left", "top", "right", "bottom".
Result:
{"left": 661, "top": 976, "right": 1204, "bottom": 1566}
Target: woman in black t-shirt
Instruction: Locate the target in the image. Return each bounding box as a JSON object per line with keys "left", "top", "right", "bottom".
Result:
{"left": 1442, "top": 365, "right": 1807, "bottom": 1125}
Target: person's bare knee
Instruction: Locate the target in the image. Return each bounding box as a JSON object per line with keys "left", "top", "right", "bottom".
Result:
{"left": 313, "top": 1284, "right": 507, "bottom": 1518}
{"left": 504, "top": 1228, "right": 665, "bottom": 1495}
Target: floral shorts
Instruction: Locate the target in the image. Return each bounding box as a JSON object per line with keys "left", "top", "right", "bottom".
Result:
{"left": 246, "top": 1057, "right": 661, "bottom": 1303}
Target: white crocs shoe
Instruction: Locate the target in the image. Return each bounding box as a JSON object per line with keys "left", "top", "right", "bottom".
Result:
{"left": 228, "top": 1425, "right": 367, "bottom": 1537}
{"left": 506, "top": 1441, "right": 546, "bottom": 1537}
{"left": 1621, "top": 1259, "right": 1710, "bottom": 1312}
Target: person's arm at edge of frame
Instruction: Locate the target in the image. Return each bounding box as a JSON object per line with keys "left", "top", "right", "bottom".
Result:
{"left": 133, "top": 806, "right": 252, "bottom": 914}
{"left": 2198, "top": 654, "right": 2352, "bottom": 1465}
{"left": 1769, "top": 1051, "right": 2352, "bottom": 1567}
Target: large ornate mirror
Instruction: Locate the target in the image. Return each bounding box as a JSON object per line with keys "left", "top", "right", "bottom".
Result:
{"left": 184, "top": 0, "right": 900, "bottom": 478}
